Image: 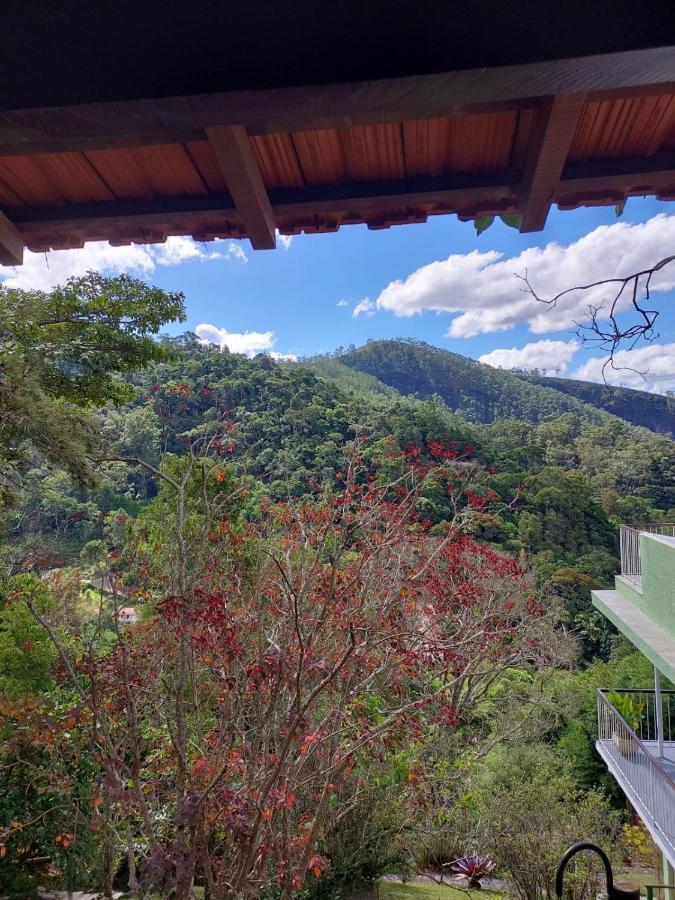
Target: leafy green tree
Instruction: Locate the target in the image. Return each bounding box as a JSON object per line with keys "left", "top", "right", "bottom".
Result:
{"left": 102, "top": 404, "right": 163, "bottom": 499}
{"left": 0, "top": 686, "right": 101, "bottom": 894}
{"left": 544, "top": 567, "right": 614, "bottom": 660}
{"left": 0, "top": 273, "right": 184, "bottom": 492}
{"left": 546, "top": 644, "right": 657, "bottom": 797}
{"left": 0, "top": 574, "right": 55, "bottom": 697}
{"left": 10, "top": 467, "right": 99, "bottom": 535}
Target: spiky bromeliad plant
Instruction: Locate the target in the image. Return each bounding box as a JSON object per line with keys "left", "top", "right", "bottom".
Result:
{"left": 451, "top": 854, "right": 496, "bottom": 889}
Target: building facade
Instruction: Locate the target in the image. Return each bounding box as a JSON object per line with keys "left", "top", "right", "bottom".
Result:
{"left": 593, "top": 525, "right": 675, "bottom": 894}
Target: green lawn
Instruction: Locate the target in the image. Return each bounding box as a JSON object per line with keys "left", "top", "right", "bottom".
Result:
{"left": 378, "top": 871, "right": 659, "bottom": 900}
{"left": 615, "top": 869, "right": 662, "bottom": 897}
{"left": 378, "top": 880, "right": 502, "bottom": 900}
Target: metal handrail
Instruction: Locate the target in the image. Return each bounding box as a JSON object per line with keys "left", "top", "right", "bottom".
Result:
{"left": 598, "top": 689, "right": 675, "bottom": 788}
{"left": 597, "top": 690, "right": 675, "bottom": 858}
{"left": 646, "top": 886, "right": 675, "bottom": 900}
{"left": 619, "top": 523, "right": 675, "bottom": 585}
{"left": 599, "top": 688, "right": 675, "bottom": 745}
{"left": 609, "top": 688, "right": 675, "bottom": 692}
{"left": 608, "top": 688, "right": 675, "bottom": 693}
{"left": 556, "top": 842, "right": 639, "bottom": 900}
{"left": 620, "top": 524, "right": 643, "bottom": 584}
{"left": 626, "top": 523, "right": 675, "bottom": 533}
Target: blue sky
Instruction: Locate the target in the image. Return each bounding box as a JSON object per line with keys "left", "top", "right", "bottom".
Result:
{"left": 3, "top": 196, "right": 675, "bottom": 391}
{"left": 163, "top": 197, "right": 675, "bottom": 358}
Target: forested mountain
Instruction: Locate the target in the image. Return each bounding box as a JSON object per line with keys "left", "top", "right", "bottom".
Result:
{"left": 9, "top": 336, "right": 674, "bottom": 636}
{"left": 520, "top": 373, "right": 675, "bottom": 434}
{"left": 313, "top": 339, "right": 674, "bottom": 434}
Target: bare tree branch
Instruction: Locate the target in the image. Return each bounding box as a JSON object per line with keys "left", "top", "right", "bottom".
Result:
{"left": 517, "top": 254, "right": 675, "bottom": 381}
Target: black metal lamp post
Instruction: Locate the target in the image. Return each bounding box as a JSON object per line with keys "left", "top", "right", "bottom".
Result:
{"left": 556, "top": 841, "right": 640, "bottom": 900}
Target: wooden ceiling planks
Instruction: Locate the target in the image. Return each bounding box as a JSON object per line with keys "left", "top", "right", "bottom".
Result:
{"left": 3, "top": 45, "right": 675, "bottom": 260}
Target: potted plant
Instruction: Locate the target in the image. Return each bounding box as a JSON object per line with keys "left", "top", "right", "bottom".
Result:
{"left": 607, "top": 691, "right": 644, "bottom": 756}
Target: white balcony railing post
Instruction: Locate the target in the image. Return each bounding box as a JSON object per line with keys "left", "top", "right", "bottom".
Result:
{"left": 656, "top": 667, "right": 666, "bottom": 759}
{"left": 620, "top": 525, "right": 641, "bottom": 585}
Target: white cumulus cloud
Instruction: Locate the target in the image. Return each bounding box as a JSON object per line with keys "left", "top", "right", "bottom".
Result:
{"left": 353, "top": 298, "right": 376, "bottom": 318}
{"left": 373, "top": 214, "right": 675, "bottom": 338}
{"left": 195, "top": 324, "right": 275, "bottom": 356}
{"left": 0, "top": 237, "right": 246, "bottom": 292}
{"left": 479, "top": 339, "right": 580, "bottom": 374}
{"left": 195, "top": 323, "right": 296, "bottom": 361}
{"left": 336, "top": 299, "right": 349, "bottom": 307}
{"left": 276, "top": 231, "right": 293, "bottom": 251}
{"left": 572, "top": 343, "right": 675, "bottom": 393}
{"left": 221, "top": 242, "right": 248, "bottom": 264}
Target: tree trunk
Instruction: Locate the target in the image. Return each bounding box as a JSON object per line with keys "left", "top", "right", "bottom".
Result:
{"left": 102, "top": 823, "right": 116, "bottom": 899}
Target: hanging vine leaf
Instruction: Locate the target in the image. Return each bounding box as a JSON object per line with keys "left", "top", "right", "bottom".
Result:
{"left": 500, "top": 213, "right": 522, "bottom": 230}
{"left": 474, "top": 215, "right": 495, "bottom": 236}
{"left": 615, "top": 198, "right": 626, "bottom": 217}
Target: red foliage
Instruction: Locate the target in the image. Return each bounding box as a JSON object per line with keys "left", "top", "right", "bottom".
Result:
{"left": 52, "top": 444, "right": 562, "bottom": 897}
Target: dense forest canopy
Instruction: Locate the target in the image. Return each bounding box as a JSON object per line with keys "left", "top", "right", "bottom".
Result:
{"left": 0, "top": 284, "right": 672, "bottom": 897}
{"left": 311, "top": 339, "right": 674, "bottom": 435}
{"left": 520, "top": 373, "right": 675, "bottom": 435}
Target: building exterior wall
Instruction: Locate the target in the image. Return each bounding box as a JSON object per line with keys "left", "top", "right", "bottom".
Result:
{"left": 640, "top": 534, "right": 675, "bottom": 637}
{"left": 614, "top": 533, "right": 675, "bottom": 633}
{"left": 592, "top": 532, "right": 675, "bottom": 685}
{"left": 593, "top": 530, "right": 675, "bottom": 880}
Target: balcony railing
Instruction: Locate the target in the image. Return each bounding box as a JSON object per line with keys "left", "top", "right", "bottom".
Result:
{"left": 597, "top": 689, "right": 675, "bottom": 859}
{"left": 619, "top": 523, "right": 675, "bottom": 588}
{"left": 603, "top": 688, "right": 675, "bottom": 744}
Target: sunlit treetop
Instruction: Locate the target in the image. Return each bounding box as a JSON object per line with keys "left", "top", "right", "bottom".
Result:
{"left": 0, "top": 272, "right": 185, "bottom": 493}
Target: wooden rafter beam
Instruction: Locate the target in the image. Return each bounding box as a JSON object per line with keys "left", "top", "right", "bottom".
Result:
{"left": 0, "top": 209, "right": 22, "bottom": 265}
{"left": 0, "top": 46, "right": 674, "bottom": 157}
{"left": 518, "top": 93, "right": 587, "bottom": 232}
{"left": 206, "top": 125, "right": 276, "bottom": 250}
{"left": 559, "top": 153, "right": 675, "bottom": 196}
{"left": 6, "top": 152, "right": 675, "bottom": 254}
{"left": 8, "top": 169, "right": 520, "bottom": 240}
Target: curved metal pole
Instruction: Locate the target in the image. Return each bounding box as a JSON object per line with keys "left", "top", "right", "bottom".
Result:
{"left": 556, "top": 841, "right": 639, "bottom": 900}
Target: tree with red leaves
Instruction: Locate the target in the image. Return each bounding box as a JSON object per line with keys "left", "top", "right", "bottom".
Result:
{"left": 26, "top": 438, "right": 569, "bottom": 898}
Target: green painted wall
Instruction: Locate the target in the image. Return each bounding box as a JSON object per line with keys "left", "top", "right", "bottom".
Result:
{"left": 614, "top": 535, "right": 675, "bottom": 634}
{"left": 615, "top": 575, "right": 642, "bottom": 606}
{"left": 593, "top": 534, "right": 675, "bottom": 681}
{"left": 638, "top": 534, "right": 675, "bottom": 636}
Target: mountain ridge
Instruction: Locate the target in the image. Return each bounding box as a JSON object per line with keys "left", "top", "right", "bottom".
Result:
{"left": 299, "top": 340, "right": 674, "bottom": 436}
{"left": 519, "top": 372, "right": 674, "bottom": 434}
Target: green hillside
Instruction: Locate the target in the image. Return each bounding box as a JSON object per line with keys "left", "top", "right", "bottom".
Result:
{"left": 4, "top": 278, "right": 673, "bottom": 899}
{"left": 320, "top": 339, "right": 674, "bottom": 434}
{"left": 520, "top": 373, "right": 674, "bottom": 435}
{"left": 296, "top": 356, "right": 398, "bottom": 402}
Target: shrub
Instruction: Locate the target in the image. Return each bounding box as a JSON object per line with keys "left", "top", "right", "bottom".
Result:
{"left": 471, "top": 745, "right": 619, "bottom": 900}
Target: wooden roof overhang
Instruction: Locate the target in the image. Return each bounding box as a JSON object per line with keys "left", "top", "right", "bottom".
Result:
{"left": 2, "top": 2, "right": 675, "bottom": 265}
